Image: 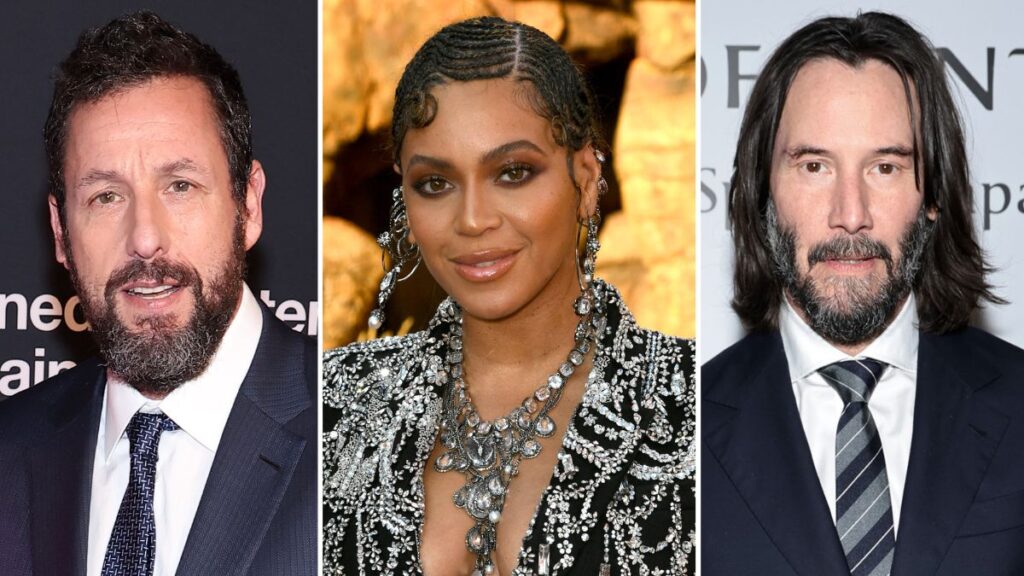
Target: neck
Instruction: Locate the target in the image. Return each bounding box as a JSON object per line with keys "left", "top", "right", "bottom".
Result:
{"left": 459, "top": 277, "right": 585, "bottom": 412}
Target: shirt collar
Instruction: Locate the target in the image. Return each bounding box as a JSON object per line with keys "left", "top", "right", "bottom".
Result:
{"left": 102, "top": 284, "right": 264, "bottom": 460}
{"left": 779, "top": 292, "right": 919, "bottom": 382}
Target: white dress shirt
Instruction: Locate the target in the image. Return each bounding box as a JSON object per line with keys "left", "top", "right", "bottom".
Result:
{"left": 779, "top": 294, "right": 918, "bottom": 536}
{"left": 87, "top": 285, "right": 263, "bottom": 576}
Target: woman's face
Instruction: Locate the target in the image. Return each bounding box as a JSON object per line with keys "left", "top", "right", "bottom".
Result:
{"left": 398, "top": 78, "right": 599, "bottom": 322}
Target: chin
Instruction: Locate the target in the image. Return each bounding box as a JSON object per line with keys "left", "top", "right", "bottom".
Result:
{"left": 452, "top": 292, "right": 523, "bottom": 322}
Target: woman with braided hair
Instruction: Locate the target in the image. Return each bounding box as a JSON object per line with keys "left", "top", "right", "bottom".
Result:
{"left": 322, "top": 16, "right": 694, "bottom": 575}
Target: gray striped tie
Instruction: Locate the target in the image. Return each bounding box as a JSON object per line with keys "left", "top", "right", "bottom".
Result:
{"left": 819, "top": 359, "right": 895, "bottom": 576}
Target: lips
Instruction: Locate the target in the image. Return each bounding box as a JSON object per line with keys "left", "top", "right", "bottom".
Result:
{"left": 450, "top": 249, "right": 520, "bottom": 282}
{"left": 123, "top": 279, "right": 183, "bottom": 300}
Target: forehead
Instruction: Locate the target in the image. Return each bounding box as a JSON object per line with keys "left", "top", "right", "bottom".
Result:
{"left": 400, "top": 77, "right": 558, "bottom": 163}
{"left": 64, "top": 76, "right": 226, "bottom": 184}
{"left": 775, "top": 58, "right": 916, "bottom": 150}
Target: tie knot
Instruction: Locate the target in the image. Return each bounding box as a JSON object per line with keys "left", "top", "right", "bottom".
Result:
{"left": 126, "top": 412, "right": 177, "bottom": 458}
{"left": 818, "top": 358, "right": 887, "bottom": 405}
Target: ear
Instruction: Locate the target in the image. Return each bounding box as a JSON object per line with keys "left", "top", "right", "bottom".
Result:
{"left": 572, "top": 143, "right": 602, "bottom": 221}
{"left": 48, "top": 195, "right": 70, "bottom": 269}
{"left": 242, "top": 160, "right": 266, "bottom": 250}
{"left": 926, "top": 203, "right": 939, "bottom": 222}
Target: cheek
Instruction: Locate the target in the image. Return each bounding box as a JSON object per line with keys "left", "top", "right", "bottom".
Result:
{"left": 66, "top": 225, "right": 116, "bottom": 279}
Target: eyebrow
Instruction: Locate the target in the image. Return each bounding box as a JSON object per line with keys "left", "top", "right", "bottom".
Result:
{"left": 405, "top": 154, "right": 454, "bottom": 171}
{"left": 480, "top": 139, "right": 545, "bottom": 164}
{"left": 74, "top": 169, "right": 121, "bottom": 192}
{"left": 404, "top": 139, "right": 545, "bottom": 172}
{"left": 157, "top": 158, "right": 209, "bottom": 177}
{"left": 783, "top": 144, "right": 914, "bottom": 159}
{"left": 73, "top": 158, "right": 208, "bottom": 192}
{"left": 874, "top": 145, "right": 914, "bottom": 157}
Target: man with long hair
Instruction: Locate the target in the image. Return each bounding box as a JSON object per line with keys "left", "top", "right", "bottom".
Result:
{"left": 703, "top": 12, "right": 1024, "bottom": 575}
{"left": 0, "top": 12, "right": 316, "bottom": 576}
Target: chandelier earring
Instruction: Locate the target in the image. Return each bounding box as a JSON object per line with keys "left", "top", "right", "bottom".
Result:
{"left": 574, "top": 149, "right": 607, "bottom": 316}
{"left": 368, "top": 186, "right": 421, "bottom": 330}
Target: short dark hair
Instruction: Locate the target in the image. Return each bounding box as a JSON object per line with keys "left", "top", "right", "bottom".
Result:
{"left": 390, "top": 16, "right": 605, "bottom": 167}
{"left": 729, "top": 11, "right": 1002, "bottom": 333}
{"left": 45, "top": 11, "right": 252, "bottom": 215}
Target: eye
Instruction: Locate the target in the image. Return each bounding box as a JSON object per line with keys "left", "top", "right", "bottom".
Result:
{"left": 498, "top": 163, "right": 533, "bottom": 184}
{"left": 803, "top": 161, "right": 824, "bottom": 174}
{"left": 93, "top": 191, "right": 121, "bottom": 205}
{"left": 875, "top": 163, "right": 900, "bottom": 176}
{"left": 170, "top": 180, "right": 194, "bottom": 193}
{"left": 413, "top": 176, "right": 453, "bottom": 196}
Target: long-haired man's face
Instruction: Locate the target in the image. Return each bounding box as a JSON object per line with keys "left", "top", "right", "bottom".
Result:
{"left": 49, "top": 77, "right": 265, "bottom": 396}
{"left": 767, "top": 58, "right": 935, "bottom": 348}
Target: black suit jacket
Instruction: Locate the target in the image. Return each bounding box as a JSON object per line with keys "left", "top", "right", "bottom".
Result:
{"left": 702, "top": 328, "right": 1024, "bottom": 575}
{"left": 0, "top": 308, "right": 318, "bottom": 576}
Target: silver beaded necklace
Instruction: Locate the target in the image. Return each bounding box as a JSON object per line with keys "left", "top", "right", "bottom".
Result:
{"left": 433, "top": 286, "right": 604, "bottom": 575}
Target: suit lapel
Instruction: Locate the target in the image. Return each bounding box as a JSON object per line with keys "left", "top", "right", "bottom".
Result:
{"left": 891, "top": 331, "right": 1008, "bottom": 576}
{"left": 175, "top": 315, "right": 312, "bottom": 576}
{"left": 704, "top": 331, "right": 848, "bottom": 576}
{"left": 28, "top": 359, "right": 105, "bottom": 576}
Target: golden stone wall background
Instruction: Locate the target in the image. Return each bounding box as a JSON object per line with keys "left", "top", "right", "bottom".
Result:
{"left": 323, "top": 0, "right": 695, "bottom": 348}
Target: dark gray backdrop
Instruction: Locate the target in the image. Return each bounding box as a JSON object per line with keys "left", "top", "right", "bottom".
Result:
{"left": 0, "top": 1, "right": 318, "bottom": 398}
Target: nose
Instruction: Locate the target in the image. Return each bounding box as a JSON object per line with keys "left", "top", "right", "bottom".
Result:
{"left": 126, "top": 191, "right": 169, "bottom": 260}
{"left": 828, "top": 170, "right": 873, "bottom": 234}
{"left": 453, "top": 182, "right": 501, "bottom": 236}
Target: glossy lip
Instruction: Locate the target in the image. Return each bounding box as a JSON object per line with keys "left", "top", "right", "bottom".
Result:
{"left": 450, "top": 248, "right": 521, "bottom": 282}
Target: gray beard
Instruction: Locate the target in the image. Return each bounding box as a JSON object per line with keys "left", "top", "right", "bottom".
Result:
{"left": 66, "top": 232, "right": 245, "bottom": 397}
{"left": 765, "top": 202, "right": 932, "bottom": 347}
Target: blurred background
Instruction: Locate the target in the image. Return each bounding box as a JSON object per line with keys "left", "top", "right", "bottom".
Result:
{"left": 323, "top": 0, "right": 696, "bottom": 347}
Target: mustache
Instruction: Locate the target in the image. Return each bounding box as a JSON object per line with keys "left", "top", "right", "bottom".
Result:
{"left": 103, "top": 258, "right": 201, "bottom": 300}
{"left": 806, "top": 235, "right": 894, "bottom": 269}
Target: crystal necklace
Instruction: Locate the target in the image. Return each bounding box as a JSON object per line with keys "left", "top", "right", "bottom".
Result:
{"left": 433, "top": 286, "right": 604, "bottom": 575}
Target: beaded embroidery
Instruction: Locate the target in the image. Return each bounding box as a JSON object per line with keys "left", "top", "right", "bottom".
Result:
{"left": 323, "top": 281, "right": 695, "bottom": 575}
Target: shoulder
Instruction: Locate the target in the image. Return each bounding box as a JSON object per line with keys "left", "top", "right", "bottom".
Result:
{"left": 952, "top": 326, "right": 1024, "bottom": 368}
{"left": 276, "top": 316, "right": 318, "bottom": 393}
{"left": 322, "top": 330, "right": 442, "bottom": 432}
{"left": 598, "top": 281, "right": 695, "bottom": 400}
{"left": 322, "top": 330, "right": 433, "bottom": 396}
{"left": 702, "top": 329, "right": 780, "bottom": 391}
{"left": 619, "top": 325, "right": 695, "bottom": 405}
{"left": 260, "top": 310, "right": 318, "bottom": 378}
{"left": 0, "top": 357, "right": 103, "bottom": 445}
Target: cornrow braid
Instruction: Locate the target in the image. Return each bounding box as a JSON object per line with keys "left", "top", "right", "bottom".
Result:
{"left": 391, "top": 16, "right": 604, "bottom": 165}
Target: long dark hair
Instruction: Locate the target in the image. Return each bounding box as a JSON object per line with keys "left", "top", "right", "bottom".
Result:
{"left": 390, "top": 16, "right": 605, "bottom": 171}
{"left": 729, "top": 11, "right": 1002, "bottom": 333}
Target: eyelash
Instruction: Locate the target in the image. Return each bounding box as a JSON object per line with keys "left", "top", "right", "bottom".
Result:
{"left": 411, "top": 163, "right": 537, "bottom": 196}
{"left": 170, "top": 180, "right": 194, "bottom": 193}
{"left": 497, "top": 162, "right": 534, "bottom": 185}
{"left": 797, "top": 161, "right": 903, "bottom": 176}
{"left": 92, "top": 191, "right": 121, "bottom": 205}
{"left": 412, "top": 176, "right": 453, "bottom": 196}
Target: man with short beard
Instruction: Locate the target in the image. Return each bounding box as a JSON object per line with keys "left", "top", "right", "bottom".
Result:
{"left": 0, "top": 12, "right": 316, "bottom": 576}
{"left": 703, "top": 12, "right": 1024, "bottom": 576}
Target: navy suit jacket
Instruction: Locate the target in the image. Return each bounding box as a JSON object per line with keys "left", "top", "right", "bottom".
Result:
{"left": 703, "top": 327, "right": 1024, "bottom": 575}
{"left": 0, "top": 308, "right": 317, "bottom": 576}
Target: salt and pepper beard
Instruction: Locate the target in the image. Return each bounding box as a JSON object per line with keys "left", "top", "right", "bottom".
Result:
{"left": 63, "top": 215, "right": 247, "bottom": 397}
{"left": 765, "top": 201, "right": 933, "bottom": 347}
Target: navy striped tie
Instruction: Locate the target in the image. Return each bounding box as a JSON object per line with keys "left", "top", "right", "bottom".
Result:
{"left": 101, "top": 412, "right": 178, "bottom": 576}
{"left": 819, "top": 359, "right": 895, "bottom": 576}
